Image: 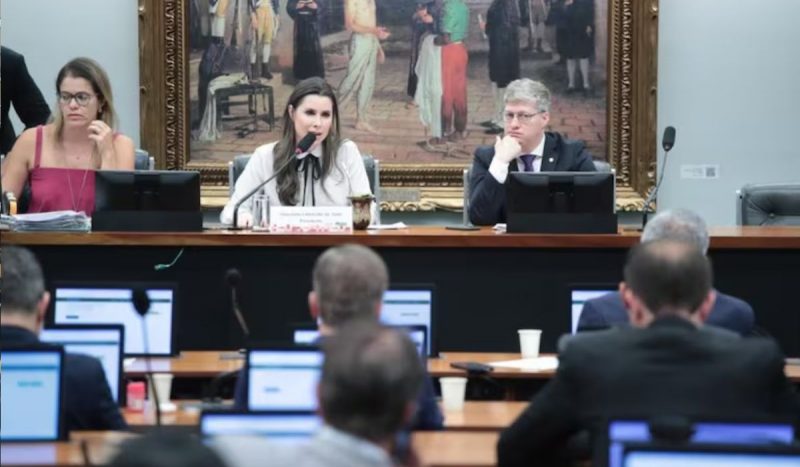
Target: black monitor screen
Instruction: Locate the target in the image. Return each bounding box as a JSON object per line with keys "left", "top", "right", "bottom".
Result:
{"left": 505, "top": 171, "right": 616, "bottom": 233}
{"left": 507, "top": 171, "right": 615, "bottom": 214}
{"left": 95, "top": 170, "right": 200, "bottom": 212}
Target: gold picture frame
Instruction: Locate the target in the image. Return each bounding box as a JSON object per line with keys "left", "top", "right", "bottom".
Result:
{"left": 138, "top": 0, "right": 658, "bottom": 211}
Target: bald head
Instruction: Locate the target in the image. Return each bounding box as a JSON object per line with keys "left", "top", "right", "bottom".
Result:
{"left": 312, "top": 244, "right": 389, "bottom": 327}
{"left": 624, "top": 240, "right": 713, "bottom": 317}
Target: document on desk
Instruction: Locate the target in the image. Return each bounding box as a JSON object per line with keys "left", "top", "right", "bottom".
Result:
{"left": 489, "top": 356, "right": 559, "bottom": 372}
{"left": 367, "top": 222, "right": 408, "bottom": 230}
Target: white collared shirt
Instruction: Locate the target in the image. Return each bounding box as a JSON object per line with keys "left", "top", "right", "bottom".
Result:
{"left": 489, "top": 135, "right": 547, "bottom": 184}
{"left": 221, "top": 140, "right": 372, "bottom": 225}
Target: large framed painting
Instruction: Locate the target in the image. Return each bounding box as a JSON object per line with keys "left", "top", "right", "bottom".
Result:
{"left": 139, "top": 0, "right": 658, "bottom": 211}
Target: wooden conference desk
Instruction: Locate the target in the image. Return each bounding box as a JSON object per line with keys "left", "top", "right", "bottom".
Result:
{"left": 0, "top": 431, "right": 499, "bottom": 467}
{"left": 124, "top": 400, "right": 528, "bottom": 432}
{"left": 124, "top": 351, "right": 800, "bottom": 382}
{"left": 6, "top": 227, "right": 800, "bottom": 356}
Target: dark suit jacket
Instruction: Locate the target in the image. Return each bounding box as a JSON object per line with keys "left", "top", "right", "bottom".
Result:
{"left": 1, "top": 47, "right": 51, "bottom": 155}
{"left": 577, "top": 290, "right": 755, "bottom": 336}
{"left": 497, "top": 317, "right": 800, "bottom": 467}
{"left": 1, "top": 325, "right": 127, "bottom": 432}
{"left": 468, "top": 131, "right": 597, "bottom": 225}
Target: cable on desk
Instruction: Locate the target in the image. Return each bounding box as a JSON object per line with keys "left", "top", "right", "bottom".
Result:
{"left": 154, "top": 248, "right": 185, "bottom": 271}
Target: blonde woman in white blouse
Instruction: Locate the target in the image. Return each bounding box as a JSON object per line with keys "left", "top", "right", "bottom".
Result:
{"left": 221, "top": 78, "right": 372, "bottom": 227}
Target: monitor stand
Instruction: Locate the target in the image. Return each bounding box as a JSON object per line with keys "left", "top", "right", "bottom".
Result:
{"left": 93, "top": 211, "right": 203, "bottom": 232}
{"left": 507, "top": 213, "right": 618, "bottom": 234}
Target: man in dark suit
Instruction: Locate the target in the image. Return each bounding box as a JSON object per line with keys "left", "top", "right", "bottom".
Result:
{"left": 232, "top": 244, "right": 443, "bottom": 430}
{"left": 577, "top": 209, "right": 755, "bottom": 335}
{"left": 497, "top": 240, "right": 800, "bottom": 467}
{"left": 1, "top": 47, "right": 51, "bottom": 155}
{"left": 0, "top": 247, "right": 126, "bottom": 432}
{"left": 468, "top": 78, "right": 596, "bottom": 225}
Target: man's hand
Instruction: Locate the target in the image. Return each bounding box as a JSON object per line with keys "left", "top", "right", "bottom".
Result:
{"left": 493, "top": 135, "right": 522, "bottom": 164}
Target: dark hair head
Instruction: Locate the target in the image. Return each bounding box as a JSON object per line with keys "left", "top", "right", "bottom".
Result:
{"left": 53, "top": 57, "right": 117, "bottom": 139}
{"left": 312, "top": 244, "right": 389, "bottom": 327}
{"left": 1, "top": 247, "right": 46, "bottom": 316}
{"left": 624, "top": 240, "right": 713, "bottom": 316}
{"left": 274, "top": 77, "right": 342, "bottom": 206}
{"left": 107, "top": 433, "right": 228, "bottom": 467}
{"left": 320, "top": 321, "right": 424, "bottom": 441}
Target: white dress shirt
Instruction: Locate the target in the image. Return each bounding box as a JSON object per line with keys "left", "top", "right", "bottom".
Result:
{"left": 220, "top": 140, "right": 372, "bottom": 225}
{"left": 488, "top": 135, "right": 546, "bottom": 184}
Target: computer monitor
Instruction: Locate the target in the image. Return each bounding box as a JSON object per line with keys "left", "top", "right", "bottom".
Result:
{"left": 621, "top": 443, "right": 800, "bottom": 467}
{"left": 39, "top": 325, "right": 124, "bottom": 404}
{"left": 200, "top": 410, "right": 320, "bottom": 444}
{"left": 607, "top": 418, "right": 795, "bottom": 467}
{"left": 293, "top": 325, "right": 427, "bottom": 358}
{"left": 93, "top": 169, "right": 202, "bottom": 231}
{"left": 506, "top": 171, "right": 617, "bottom": 233}
{"left": 569, "top": 285, "right": 616, "bottom": 333}
{"left": 51, "top": 282, "right": 177, "bottom": 356}
{"left": 1, "top": 346, "right": 65, "bottom": 441}
{"left": 381, "top": 285, "right": 436, "bottom": 356}
{"left": 246, "top": 347, "right": 323, "bottom": 411}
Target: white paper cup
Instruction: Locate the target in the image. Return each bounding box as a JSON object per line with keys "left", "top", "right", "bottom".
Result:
{"left": 440, "top": 376, "right": 468, "bottom": 411}
{"left": 150, "top": 374, "right": 173, "bottom": 407}
{"left": 518, "top": 329, "right": 542, "bottom": 358}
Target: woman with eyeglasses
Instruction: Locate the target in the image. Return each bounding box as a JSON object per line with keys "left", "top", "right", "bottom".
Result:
{"left": 1, "top": 57, "right": 134, "bottom": 215}
{"left": 221, "top": 77, "right": 372, "bottom": 228}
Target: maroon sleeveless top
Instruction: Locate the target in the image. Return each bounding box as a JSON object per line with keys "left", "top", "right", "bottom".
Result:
{"left": 28, "top": 126, "right": 96, "bottom": 215}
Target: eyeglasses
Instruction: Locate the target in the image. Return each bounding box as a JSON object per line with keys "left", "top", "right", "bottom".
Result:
{"left": 58, "top": 92, "right": 96, "bottom": 107}
{"left": 503, "top": 111, "right": 546, "bottom": 124}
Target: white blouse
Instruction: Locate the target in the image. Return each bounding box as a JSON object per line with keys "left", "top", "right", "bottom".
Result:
{"left": 220, "top": 139, "right": 372, "bottom": 225}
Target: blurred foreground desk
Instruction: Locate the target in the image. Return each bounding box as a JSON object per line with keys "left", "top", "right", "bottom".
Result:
{"left": 6, "top": 227, "right": 800, "bottom": 356}
{"left": 0, "top": 431, "right": 499, "bottom": 467}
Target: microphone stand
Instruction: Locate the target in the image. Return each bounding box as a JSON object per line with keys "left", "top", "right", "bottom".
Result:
{"left": 230, "top": 133, "right": 318, "bottom": 229}
{"left": 132, "top": 289, "right": 162, "bottom": 428}
{"left": 641, "top": 144, "right": 673, "bottom": 229}
{"left": 230, "top": 155, "right": 297, "bottom": 231}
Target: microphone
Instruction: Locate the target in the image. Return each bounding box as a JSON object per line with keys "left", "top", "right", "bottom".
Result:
{"left": 225, "top": 268, "right": 251, "bottom": 340}
{"left": 230, "top": 132, "right": 317, "bottom": 230}
{"left": 641, "top": 126, "right": 676, "bottom": 229}
{"left": 131, "top": 287, "right": 162, "bottom": 427}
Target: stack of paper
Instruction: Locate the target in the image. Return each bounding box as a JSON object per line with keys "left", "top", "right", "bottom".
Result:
{"left": 4, "top": 210, "right": 91, "bottom": 232}
{"left": 488, "top": 356, "right": 559, "bottom": 372}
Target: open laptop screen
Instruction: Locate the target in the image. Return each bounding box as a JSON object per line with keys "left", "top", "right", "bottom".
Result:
{"left": 382, "top": 287, "right": 435, "bottom": 356}
{"left": 293, "top": 325, "right": 427, "bottom": 358}
{"left": 39, "top": 326, "right": 124, "bottom": 404}
{"left": 621, "top": 443, "right": 800, "bottom": 467}
{"left": 0, "top": 348, "right": 64, "bottom": 441}
{"left": 52, "top": 284, "right": 176, "bottom": 356}
{"left": 570, "top": 287, "right": 615, "bottom": 333}
{"left": 608, "top": 419, "right": 795, "bottom": 467}
{"left": 200, "top": 411, "right": 320, "bottom": 444}
{"left": 247, "top": 348, "right": 323, "bottom": 411}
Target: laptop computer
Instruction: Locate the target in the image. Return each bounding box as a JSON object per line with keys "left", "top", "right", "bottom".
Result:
{"left": 51, "top": 282, "right": 177, "bottom": 356}
{"left": 200, "top": 410, "right": 320, "bottom": 444}
{"left": 569, "top": 284, "right": 616, "bottom": 333}
{"left": 39, "top": 325, "right": 124, "bottom": 404}
{"left": 620, "top": 442, "right": 800, "bottom": 467}
{"left": 0, "top": 346, "right": 65, "bottom": 441}
{"left": 607, "top": 418, "right": 796, "bottom": 467}
{"left": 246, "top": 346, "right": 323, "bottom": 411}
{"left": 381, "top": 285, "right": 436, "bottom": 356}
{"left": 293, "top": 324, "right": 427, "bottom": 358}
